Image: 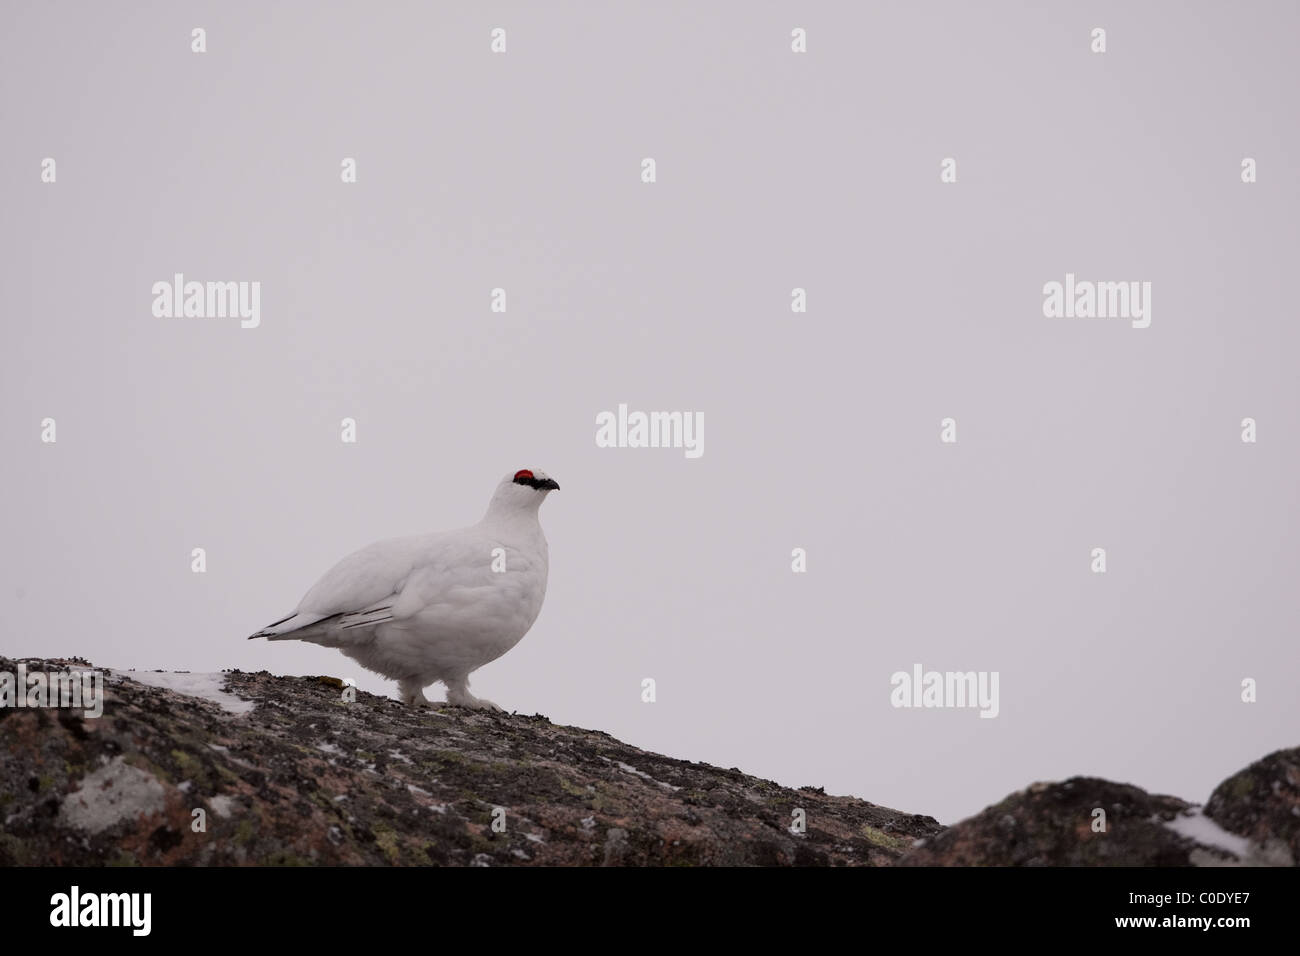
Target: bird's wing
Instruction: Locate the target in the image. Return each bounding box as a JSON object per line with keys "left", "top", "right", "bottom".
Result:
{"left": 248, "top": 529, "right": 497, "bottom": 643}
{"left": 248, "top": 534, "right": 429, "bottom": 641}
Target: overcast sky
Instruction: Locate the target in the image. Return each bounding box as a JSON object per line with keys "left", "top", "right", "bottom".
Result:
{"left": 4, "top": 0, "right": 1298, "bottom": 824}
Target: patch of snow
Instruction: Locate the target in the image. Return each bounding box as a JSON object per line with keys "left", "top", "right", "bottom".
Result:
{"left": 207, "top": 795, "right": 238, "bottom": 818}
{"left": 407, "top": 783, "right": 432, "bottom": 797}
{"left": 605, "top": 757, "right": 681, "bottom": 791}
{"left": 1165, "top": 808, "right": 1250, "bottom": 859}
{"left": 110, "top": 670, "right": 255, "bottom": 715}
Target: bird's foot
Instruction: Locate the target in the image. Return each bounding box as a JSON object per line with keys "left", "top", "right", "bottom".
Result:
{"left": 444, "top": 689, "right": 504, "bottom": 712}
{"left": 398, "top": 681, "right": 432, "bottom": 708}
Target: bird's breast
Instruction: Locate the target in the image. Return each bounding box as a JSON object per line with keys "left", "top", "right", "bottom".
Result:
{"left": 397, "top": 541, "right": 548, "bottom": 656}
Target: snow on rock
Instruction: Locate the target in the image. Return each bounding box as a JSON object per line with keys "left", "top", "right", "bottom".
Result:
{"left": 110, "top": 669, "right": 255, "bottom": 715}
{"left": 1166, "top": 808, "right": 1294, "bottom": 867}
{"left": 1165, "top": 808, "right": 1251, "bottom": 860}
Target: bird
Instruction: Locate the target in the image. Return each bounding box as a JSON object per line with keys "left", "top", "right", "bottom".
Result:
{"left": 248, "top": 469, "right": 560, "bottom": 711}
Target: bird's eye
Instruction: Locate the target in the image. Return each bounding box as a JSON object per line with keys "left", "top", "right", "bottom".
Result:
{"left": 514, "top": 470, "right": 534, "bottom": 480}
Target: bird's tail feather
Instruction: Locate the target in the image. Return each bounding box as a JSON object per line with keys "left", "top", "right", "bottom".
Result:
{"left": 247, "top": 611, "right": 329, "bottom": 640}
{"left": 247, "top": 604, "right": 394, "bottom": 645}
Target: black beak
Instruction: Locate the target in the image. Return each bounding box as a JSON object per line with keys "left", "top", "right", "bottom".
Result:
{"left": 539, "top": 478, "right": 560, "bottom": 491}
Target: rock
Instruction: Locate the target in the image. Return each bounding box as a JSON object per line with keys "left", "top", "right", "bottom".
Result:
{"left": 897, "top": 778, "right": 1199, "bottom": 866}
{"left": 3, "top": 656, "right": 1295, "bottom": 867}
{"left": 58, "top": 756, "right": 167, "bottom": 834}
{"left": 898, "top": 774, "right": 1296, "bottom": 867}
{"left": 1204, "top": 747, "right": 1300, "bottom": 865}
{"left": 0, "top": 658, "right": 940, "bottom": 866}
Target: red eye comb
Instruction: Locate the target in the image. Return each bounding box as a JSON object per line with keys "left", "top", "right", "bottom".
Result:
{"left": 514, "top": 470, "right": 534, "bottom": 480}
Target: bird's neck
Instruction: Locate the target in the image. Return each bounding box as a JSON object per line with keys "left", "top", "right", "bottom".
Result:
{"left": 481, "top": 501, "right": 544, "bottom": 531}
{"left": 479, "top": 509, "right": 547, "bottom": 555}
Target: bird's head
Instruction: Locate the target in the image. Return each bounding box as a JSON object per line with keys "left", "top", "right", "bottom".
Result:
{"left": 486, "top": 468, "right": 560, "bottom": 517}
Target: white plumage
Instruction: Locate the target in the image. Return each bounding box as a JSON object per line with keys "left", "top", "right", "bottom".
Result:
{"left": 248, "top": 469, "right": 560, "bottom": 710}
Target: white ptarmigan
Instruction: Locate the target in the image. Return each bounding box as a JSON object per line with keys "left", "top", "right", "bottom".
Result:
{"left": 248, "top": 469, "right": 559, "bottom": 711}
